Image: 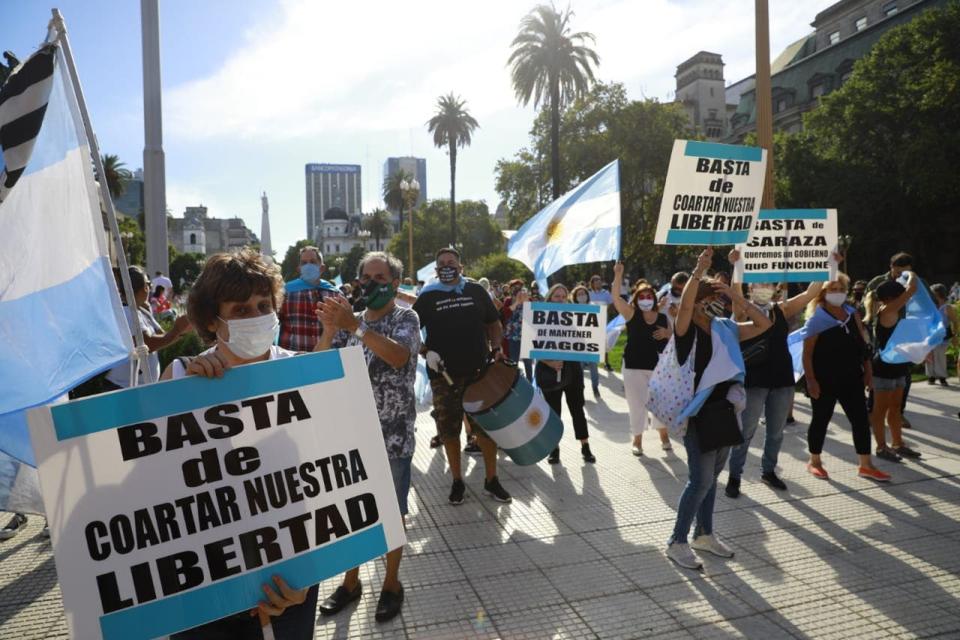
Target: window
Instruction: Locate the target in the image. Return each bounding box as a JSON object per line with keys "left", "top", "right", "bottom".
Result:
{"left": 855, "top": 16, "right": 867, "bottom": 31}
{"left": 189, "top": 233, "right": 196, "bottom": 244}
{"left": 710, "top": 87, "right": 714, "bottom": 97}
{"left": 840, "top": 70, "right": 852, "bottom": 84}
{"left": 776, "top": 98, "right": 788, "bottom": 113}
{"left": 883, "top": 2, "right": 898, "bottom": 16}
{"left": 829, "top": 31, "right": 840, "bottom": 45}
{"left": 811, "top": 83, "right": 826, "bottom": 99}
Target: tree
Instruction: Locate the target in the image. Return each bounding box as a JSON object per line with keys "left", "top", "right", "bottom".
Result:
{"left": 775, "top": 2, "right": 960, "bottom": 280}
{"left": 280, "top": 239, "right": 315, "bottom": 282}
{"left": 466, "top": 253, "right": 533, "bottom": 283}
{"left": 339, "top": 245, "right": 367, "bottom": 284}
{"left": 117, "top": 215, "right": 145, "bottom": 266}
{"left": 508, "top": 3, "right": 599, "bottom": 200}
{"left": 169, "top": 252, "right": 205, "bottom": 293}
{"left": 426, "top": 93, "right": 479, "bottom": 247}
{"left": 494, "top": 148, "right": 548, "bottom": 227}
{"left": 363, "top": 209, "right": 392, "bottom": 251}
{"left": 101, "top": 154, "right": 132, "bottom": 200}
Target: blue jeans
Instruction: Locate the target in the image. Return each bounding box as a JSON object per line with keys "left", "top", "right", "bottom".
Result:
{"left": 727, "top": 385, "right": 792, "bottom": 479}
{"left": 669, "top": 431, "right": 730, "bottom": 545}
{"left": 585, "top": 362, "right": 600, "bottom": 391}
{"left": 508, "top": 339, "right": 533, "bottom": 381}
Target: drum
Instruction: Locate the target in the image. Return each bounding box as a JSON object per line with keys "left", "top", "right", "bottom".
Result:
{"left": 462, "top": 361, "right": 563, "bottom": 465}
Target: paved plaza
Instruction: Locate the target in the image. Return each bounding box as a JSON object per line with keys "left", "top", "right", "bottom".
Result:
{"left": 2, "top": 370, "right": 959, "bottom": 639}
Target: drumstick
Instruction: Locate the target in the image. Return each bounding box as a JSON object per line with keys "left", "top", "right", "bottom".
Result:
{"left": 438, "top": 361, "right": 454, "bottom": 385}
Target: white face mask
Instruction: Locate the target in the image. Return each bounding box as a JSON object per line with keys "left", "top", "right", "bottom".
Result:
{"left": 636, "top": 299, "right": 655, "bottom": 311}
{"left": 750, "top": 287, "right": 775, "bottom": 305}
{"left": 824, "top": 292, "right": 848, "bottom": 307}
{"left": 575, "top": 294, "right": 590, "bottom": 304}
{"left": 218, "top": 312, "right": 279, "bottom": 359}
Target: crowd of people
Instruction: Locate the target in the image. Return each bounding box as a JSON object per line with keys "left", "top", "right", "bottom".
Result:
{"left": 1, "top": 242, "right": 956, "bottom": 638}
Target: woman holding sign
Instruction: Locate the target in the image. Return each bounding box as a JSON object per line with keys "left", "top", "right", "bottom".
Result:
{"left": 658, "top": 248, "right": 772, "bottom": 571}
{"left": 611, "top": 264, "right": 672, "bottom": 456}
{"left": 536, "top": 284, "right": 596, "bottom": 465}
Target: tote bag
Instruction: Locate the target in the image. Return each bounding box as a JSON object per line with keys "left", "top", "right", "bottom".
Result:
{"left": 646, "top": 333, "right": 696, "bottom": 437}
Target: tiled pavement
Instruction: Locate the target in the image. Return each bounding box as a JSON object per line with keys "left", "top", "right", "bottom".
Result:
{"left": 2, "top": 370, "right": 960, "bottom": 639}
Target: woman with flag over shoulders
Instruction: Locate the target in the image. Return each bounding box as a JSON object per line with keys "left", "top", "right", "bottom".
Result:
{"left": 649, "top": 248, "right": 772, "bottom": 571}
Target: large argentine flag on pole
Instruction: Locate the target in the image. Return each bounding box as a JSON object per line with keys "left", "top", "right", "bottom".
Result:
{"left": 508, "top": 159, "right": 621, "bottom": 289}
{"left": 0, "top": 42, "right": 132, "bottom": 510}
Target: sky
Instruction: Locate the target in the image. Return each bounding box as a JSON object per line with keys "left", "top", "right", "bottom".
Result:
{"left": 2, "top": 0, "right": 838, "bottom": 259}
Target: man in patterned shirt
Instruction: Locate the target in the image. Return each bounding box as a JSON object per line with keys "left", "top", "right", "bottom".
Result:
{"left": 278, "top": 246, "right": 339, "bottom": 351}
{"left": 313, "top": 251, "right": 419, "bottom": 624}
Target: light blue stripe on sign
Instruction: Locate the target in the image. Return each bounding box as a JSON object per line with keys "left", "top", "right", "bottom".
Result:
{"left": 99, "top": 524, "right": 388, "bottom": 640}
{"left": 469, "top": 375, "right": 533, "bottom": 432}
{"left": 50, "top": 350, "right": 345, "bottom": 441}
{"left": 530, "top": 302, "right": 600, "bottom": 314}
{"left": 743, "top": 272, "right": 829, "bottom": 284}
{"left": 683, "top": 141, "right": 762, "bottom": 162}
{"left": 529, "top": 350, "right": 601, "bottom": 363}
{"left": 758, "top": 209, "right": 827, "bottom": 220}
{"left": 666, "top": 229, "right": 750, "bottom": 245}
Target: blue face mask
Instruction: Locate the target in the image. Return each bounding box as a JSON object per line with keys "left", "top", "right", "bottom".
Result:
{"left": 300, "top": 263, "right": 321, "bottom": 284}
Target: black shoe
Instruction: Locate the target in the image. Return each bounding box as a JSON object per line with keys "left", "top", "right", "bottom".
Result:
{"left": 927, "top": 378, "right": 937, "bottom": 385}
{"left": 318, "top": 582, "right": 363, "bottom": 616}
{"left": 581, "top": 443, "right": 596, "bottom": 463}
{"left": 901, "top": 417, "right": 912, "bottom": 430}
{"left": 893, "top": 445, "right": 921, "bottom": 459}
{"left": 0, "top": 513, "right": 27, "bottom": 541}
{"left": 464, "top": 438, "right": 482, "bottom": 455}
{"left": 604, "top": 363, "right": 613, "bottom": 372}
{"left": 547, "top": 448, "right": 560, "bottom": 464}
{"left": 483, "top": 476, "right": 512, "bottom": 503}
{"left": 761, "top": 471, "right": 787, "bottom": 491}
{"left": 375, "top": 584, "right": 404, "bottom": 623}
{"left": 940, "top": 378, "right": 949, "bottom": 387}
{"left": 448, "top": 479, "right": 466, "bottom": 505}
{"left": 592, "top": 387, "right": 601, "bottom": 400}
{"left": 785, "top": 415, "right": 796, "bottom": 425}
{"left": 876, "top": 447, "right": 902, "bottom": 463}
{"left": 725, "top": 476, "right": 741, "bottom": 498}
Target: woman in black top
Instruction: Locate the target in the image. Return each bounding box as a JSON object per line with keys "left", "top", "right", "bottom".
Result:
{"left": 536, "top": 284, "right": 595, "bottom": 465}
{"left": 803, "top": 275, "right": 891, "bottom": 482}
{"left": 870, "top": 273, "right": 920, "bottom": 461}
{"left": 724, "top": 249, "right": 823, "bottom": 498}
{"left": 611, "top": 263, "right": 671, "bottom": 456}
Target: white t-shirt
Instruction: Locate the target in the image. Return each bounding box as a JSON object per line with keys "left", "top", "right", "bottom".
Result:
{"left": 170, "top": 345, "right": 297, "bottom": 378}
{"left": 106, "top": 306, "right": 162, "bottom": 388}
{"left": 154, "top": 275, "right": 173, "bottom": 293}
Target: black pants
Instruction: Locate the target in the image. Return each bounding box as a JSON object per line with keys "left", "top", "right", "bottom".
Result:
{"left": 171, "top": 585, "right": 318, "bottom": 640}
{"left": 808, "top": 382, "right": 871, "bottom": 455}
{"left": 543, "top": 383, "right": 589, "bottom": 441}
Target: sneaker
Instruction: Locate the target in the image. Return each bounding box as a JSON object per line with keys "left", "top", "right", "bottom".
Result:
{"left": 690, "top": 533, "right": 735, "bottom": 558}
{"left": 666, "top": 542, "right": 702, "bottom": 570}
{"left": 761, "top": 471, "right": 787, "bottom": 491}
{"left": 448, "top": 479, "right": 466, "bottom": 505}
{"left": 0, "top": 513, "right": 27, "bottom": 540}
{"left": 483, "top": 476, "right": 512, "bottom": 503}
{"left": 581, "top": 443, "right": 596, "bottom": 463}
{"left": 724, "top": 476, "right": 741, "bottom": 498}
{"left": 876, "top": 446, "right": 902, "bottom": 463}
{"left": 631, "top": 444, "right": 643, "bottom": 457}
{"left": 858, "top": 466, "right": 892, "bottom": 482}
{"left": 807, "top": 463, "right": 829, "bottom": 479}
{"left": 901, "top": 417, "right": 912, "bottom": 430}
{"left": 547, "top": 448, "right": 560, "bottom": 464}
{"left": 463, "top": 438, "right": 482, "bottom": 455}
{"left": 592, "top": 387, "right": 601, "bottom": 400}
{"left": 429, "top": 435, "right": 443, "bottom": 449}
{"left": 41, "top": 521, "right": 50, "bottom": 539}
{"left": 893, "top": 445, "right": 921, "bottom": 459}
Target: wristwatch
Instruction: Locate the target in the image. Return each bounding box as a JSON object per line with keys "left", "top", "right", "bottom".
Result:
{"left": 354, "top": 320, "right": 368, "bottom": 340}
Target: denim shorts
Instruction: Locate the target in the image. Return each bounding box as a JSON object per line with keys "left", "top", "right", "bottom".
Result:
{"left": 873, "top": 375, "right": 907, "bottom": 391}
{"left": 389, "top": 456, "right": 413, "bottom": 516}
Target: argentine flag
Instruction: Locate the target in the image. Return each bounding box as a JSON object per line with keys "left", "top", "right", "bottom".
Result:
{"left": 0, "top": 42, "right": 132, "bottom": 510}
{"left": 508, "top": 159, "right": 621, "bottom": 289}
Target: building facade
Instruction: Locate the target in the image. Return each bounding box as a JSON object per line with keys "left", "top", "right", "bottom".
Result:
{"left": 674, "top": 51, "right": 734, "bottom": 140}
{"left": 168, "top": 205, "right": 259, "bottom": 257}
{"left": 316, "top": 208, "right": 381, "bottom": 258}
{"left": 305, "top": 163, "right": 362, "bottom": 241}
{"left": 383, "top": 156, "right": 427, "bottom": 229}
{"left": 113, "top": 168, "right": 144, "bottom": 218}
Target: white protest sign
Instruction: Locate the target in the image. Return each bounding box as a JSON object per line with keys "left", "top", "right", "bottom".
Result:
{"left": 27, "top": 347, "right": 404, "bottom": 640}
{"left": 520, "top": 301, "right": 607, "bottom": 363}
{"left": 734, "top": 209, "right": 838, "bottom": 283}
{"left": 655, "top": 139, "right": 767, "bottom": 245}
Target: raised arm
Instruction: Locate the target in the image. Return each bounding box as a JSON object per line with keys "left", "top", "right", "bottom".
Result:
{"left": 781, "top": 280, "right": 825, "bottom": 319}
{"left": 611, "top": 262, "right": 635, "bottom": 321}
{"left": 881, "top": 271, "right": 918, "bottom": 317}
{"left": 676, "top": 248, "right": 712, "bottom": 337}
{"left": 720, "top": 281, "right": 773, "bottom": 341}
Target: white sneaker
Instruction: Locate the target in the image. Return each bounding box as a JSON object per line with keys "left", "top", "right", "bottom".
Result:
{"left": 666, "top": 543, "right": 702, "bottom": 569}
{"left": 631, "top": 445, "right": 643, "bottom": 457}
{"left": 690, "top": 533, "right": 735, "bottom": 558}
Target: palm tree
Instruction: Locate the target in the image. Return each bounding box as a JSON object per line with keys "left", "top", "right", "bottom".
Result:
{"left": 363, "top": 208, "right": 392, "bottom": 251}
{"left": 426, "top": 93, "right": 478, "bottom": 247}
{"left": 101, "top": 154, "right": 133, "bottom": 199}
{"left": 508, "top": 3, "right": 599, "bottom": 200}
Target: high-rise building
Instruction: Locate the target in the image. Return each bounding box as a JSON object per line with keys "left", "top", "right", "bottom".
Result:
{"left": 305, "top": 164, "right": 362, "bottom": 241}
{"left": 113, "top": 167, "right": 144, "bottom": 219}
{"left": 383, "top": 156, "right": 427, "bottom": 228}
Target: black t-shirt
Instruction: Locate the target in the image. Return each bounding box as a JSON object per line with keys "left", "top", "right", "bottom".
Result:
{"left": 873, "top": 321, "right": 910, "bottom": 379}
{"left": 743, "top": 305, "right": 795, "bottom": 388}
{"left": 812, "top": 312, "right": 867, "bottom": 388}
{"left": 623, "top": 312, "right": 668, "bottom": 370}
{"left": 413, "top": 281, "right": 498, "bottom": 377}
{"left": 675, "top": 323, "right": 732, "bottom": 405}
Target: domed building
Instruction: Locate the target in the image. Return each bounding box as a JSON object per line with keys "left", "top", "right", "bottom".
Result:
{"left": 313, "top": 207, "right": 382, "bottom": 257}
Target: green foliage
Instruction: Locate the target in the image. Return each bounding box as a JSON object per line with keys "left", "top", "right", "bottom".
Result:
{"left": 280, "top": 239, "right": 315, "bottom": 281}
{"left": 382, "top": 168, "right": 413, "bottom": 215}
{"left": 169, "top": 252, "right": 206, "bottom": 293}
{"left": 775, "top": 2, "right": 960, "bottom": 280}
{"left": 427, "top": 93, "right": 480, "bottom": 246}
{"left": 338, "top": 245, "right": 367, "bottom": 283}
{"left": 157, "top": 318, "right": 206, "bottom": 372}
{"left": 101, "top": 154, "right": 132, "bottom": 199}
{"left": 362, "top": 209, "right": 392, "bottom": 251}
{"left": 118, "top": 215, "right": 146, "bottom": 266}
{"left": 465, "top": 253, "right": 533, "bottom": 283}
{"left": 494, "top": 149, "right": 547, "bottom": 227}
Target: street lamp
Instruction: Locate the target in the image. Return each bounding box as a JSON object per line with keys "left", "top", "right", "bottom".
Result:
{"left": 838, "top": 234, "right": 853, "bottom": 274}
{"left": 120, "top": 230, "right": 134, "bottom": 264}
{"left": 400, "top": 178, "right": 420, "bottom": 276}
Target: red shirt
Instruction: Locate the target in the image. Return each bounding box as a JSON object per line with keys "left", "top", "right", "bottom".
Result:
{"left": 278, "top": 288, "right": 336, "bottom": 351}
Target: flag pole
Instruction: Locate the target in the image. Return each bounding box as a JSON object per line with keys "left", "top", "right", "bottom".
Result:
{"left": 49, "top": 9, "right": 155, "bottom": 384}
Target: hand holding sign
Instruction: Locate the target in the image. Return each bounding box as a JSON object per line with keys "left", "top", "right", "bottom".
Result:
{"left": 253, "top": 575, "right": 308, "bottom": 621}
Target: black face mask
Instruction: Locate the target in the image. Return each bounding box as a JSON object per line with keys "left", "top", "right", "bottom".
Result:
{"left": 437, "top": 265, "right": 459, "bottom": 284}
{"left": 853, "top": 290, "right": 865, "bottom": 301}
{"left": 671, "top": 288, "right": 683, "bottom": 298}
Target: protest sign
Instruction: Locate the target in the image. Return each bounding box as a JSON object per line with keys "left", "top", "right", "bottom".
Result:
{"left": 27, "top": 347, "right": 404, "bottom": 640}
{"left": 520, "top": 301, "right": 607, "bottom": 363}
{"left": 734, "top": 209, "right": 838, "bottom": 283}
{"left": 655, "top": 140, "right": 767, "bottom": 245}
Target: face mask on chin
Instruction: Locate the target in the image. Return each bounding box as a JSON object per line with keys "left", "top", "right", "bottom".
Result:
{"left": 218, "top": 312, "right": 279, "bottom": 359}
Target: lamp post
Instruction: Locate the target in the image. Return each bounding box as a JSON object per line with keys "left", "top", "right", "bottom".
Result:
{"left": 838, "top": 234, "right": 853, "bottom": 274}
{"left": 400, "top": 178, "right": 420, "bottom": 276}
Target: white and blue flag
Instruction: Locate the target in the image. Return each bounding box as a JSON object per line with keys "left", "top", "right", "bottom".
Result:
{"left": 507, "top": 159, "right": 621, "bottom": 290}
{"left": 880, "top": 276, "right": 946, "bottom": 364}
{"left": 0, "top": 42, "right": 132, "bottom": 511}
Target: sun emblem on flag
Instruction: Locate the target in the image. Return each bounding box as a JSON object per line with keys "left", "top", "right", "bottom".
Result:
{"left": 526, "top": 409, "right": 543, "bottom": 428}
{"left": 546, "top": 218, "right": 562, "bottom": 243}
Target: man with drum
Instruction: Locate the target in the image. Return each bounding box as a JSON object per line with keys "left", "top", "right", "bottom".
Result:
{"left": 413, "top": 247, "right": 512, "bottom": 505}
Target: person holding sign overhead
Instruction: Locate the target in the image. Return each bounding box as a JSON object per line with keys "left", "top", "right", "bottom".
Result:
{"left": 611, "top": 264, "right": 672, "bottom": 456}
{"left": 159, "top": 250, "right": 317, "bottom": 640}
{"left": 536, "top": 284, "right": 595, "bottom": 465}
